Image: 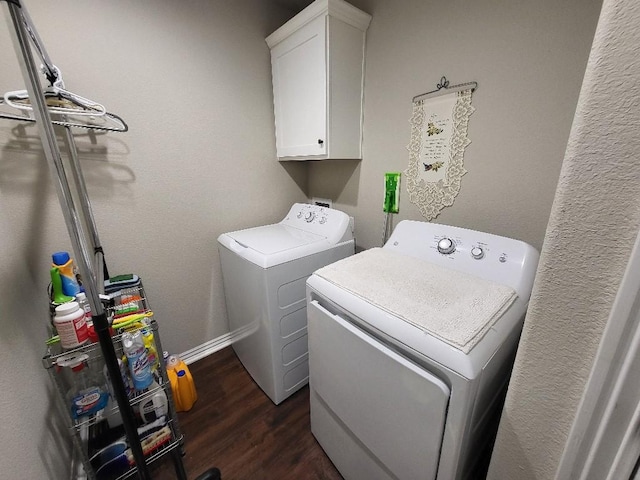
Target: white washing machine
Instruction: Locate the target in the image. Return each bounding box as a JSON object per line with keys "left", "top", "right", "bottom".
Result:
{"left": 217, "top": 203, "right": 354, "bottom": 405}
{"left": 306, "top": 220, "right": 539, "bottom": 480}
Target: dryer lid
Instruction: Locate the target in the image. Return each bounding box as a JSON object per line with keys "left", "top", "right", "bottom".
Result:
{"left": 313, "top": 247, "right": 517, "bottom": 354}
{"left": 227, "top": 224, "right": 325, "bottom": 255}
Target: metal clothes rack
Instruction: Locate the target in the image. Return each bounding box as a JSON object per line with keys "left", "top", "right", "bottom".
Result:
{"left": 413, "top": 75, "right": 478, "bottom": 103}
{"left": 1, "top": 2, "right": 220, "bottom": 479}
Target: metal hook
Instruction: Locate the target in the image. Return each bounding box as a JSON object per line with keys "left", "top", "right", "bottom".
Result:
{"left": 437, "top": 76, "right": 450, "bottom": 90}
{"left": 413, "top": 76, "right": 478, "bottom": 103}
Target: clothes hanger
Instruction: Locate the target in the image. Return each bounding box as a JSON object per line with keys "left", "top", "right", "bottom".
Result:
{"left": 4, "top": 63, "right": 107, "bottom": 117}
{"left": 0, "top": 2, "right": 128, "bottom": 132}
{"left": 0, "top": 97, "right": 129, "bottom": 132}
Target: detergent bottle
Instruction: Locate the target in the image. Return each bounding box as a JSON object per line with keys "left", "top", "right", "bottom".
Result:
{"left": 52, "top": 251, "right": 81, "bottom": 297}
{"left": 166, "top": 354, "right": 197, "bottom": 412}
{"left": 50, "top": 267, "right": 74, "bottom": 306}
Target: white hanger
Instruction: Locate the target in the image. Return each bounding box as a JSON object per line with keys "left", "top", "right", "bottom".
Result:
{"left": 3, "top": 65, "right": 107, "bottom": 117}
{"left": 0, "top": 5, "right": 127, "bottom": 133}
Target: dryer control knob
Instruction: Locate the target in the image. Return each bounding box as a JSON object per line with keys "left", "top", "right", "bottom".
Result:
{"left": 305, "top": 211, "right": 316, "bottom": 223}
{"left": 471, "top": 246, "right": 485, "bottom": 260}
{"left": 437, "top": 237, "right": 456, "bottom": 255}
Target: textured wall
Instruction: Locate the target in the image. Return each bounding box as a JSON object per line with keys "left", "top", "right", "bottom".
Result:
{"left": 309, "top": 0, "right": 602, "bottom": 252}
{"left": 0, "top": 1, "right": 300, "bottom": 477}
{"left": 488, "top": 0, "right": 640, "bottom": 477}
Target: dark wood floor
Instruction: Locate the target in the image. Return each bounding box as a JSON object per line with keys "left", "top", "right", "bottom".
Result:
{"left": 150, "top": 347, "right": 343, "bottom": 480}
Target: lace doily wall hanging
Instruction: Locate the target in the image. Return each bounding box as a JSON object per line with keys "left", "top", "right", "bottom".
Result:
{"left": 405, "top": 78, "right": 476, "bottom": 221}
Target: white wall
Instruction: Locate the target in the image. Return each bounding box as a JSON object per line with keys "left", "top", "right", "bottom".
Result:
{"left": 0, "top": 1, "right": 301, "bottom": 477}
{"left": 488, "top": 0, "right": 640, "bottom": 477}
{"left": 309, "top": 0, "right": 602, "bottom": 252}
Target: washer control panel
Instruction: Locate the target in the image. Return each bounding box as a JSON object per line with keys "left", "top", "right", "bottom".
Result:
{"left": 281, "top": 203, "right": 353, "bottom": 244}
{"left": 292, "top": 204, "right": 330, "bottom": 226}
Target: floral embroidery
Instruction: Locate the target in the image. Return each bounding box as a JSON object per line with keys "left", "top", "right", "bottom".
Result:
{"left": 405, "top": 89, "right": 474, "bottom": 221}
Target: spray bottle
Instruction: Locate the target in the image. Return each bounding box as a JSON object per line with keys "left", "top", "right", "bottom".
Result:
{"left": 122, "top": 330, "right": 153, "bottom": 391}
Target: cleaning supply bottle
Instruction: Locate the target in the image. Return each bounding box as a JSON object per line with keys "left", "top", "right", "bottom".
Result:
{"left": 52, "top": 251, "right": 81, "bottom": 297}
{"left": 141, "top": 326, "right": 159, "bottom": 373}
{"left": 75, "top": 292, "right": 92, "bottom": 322}
{"left": 50, "top": 267, "right": 74, "bottom": 306}
{"left": 102, "top": 357, "right": 130, "bottom": 429}
{"left": 137, "top": 380, "right": 168, "bottom": 423}
{"left": 175, "top": 370, "right": 197, "bottom": 411}
{"left": 122, "top": 330, "right": 153, "bottom": 391}
{"left": 103, "top": 357, "right": 131, "bottom": 399}
{"left": 49, "top": 267, "right": 75, "bottom": 337}
{"left": 61, "top": 354, "right": 109, "bottom": 419}
{"left": 166, "top": 354, "right": 197, "bottom": 412}
{"left": 54, "top": 301, "right": 89, "bottom": 349}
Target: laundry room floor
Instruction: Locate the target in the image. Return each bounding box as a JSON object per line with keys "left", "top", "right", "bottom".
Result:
{"left": 150, "top": 346, "right": 343, "bottom": 480}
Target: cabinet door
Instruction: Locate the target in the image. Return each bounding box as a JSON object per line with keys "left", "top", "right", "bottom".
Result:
{"left": 270, "top": 15, "right": 326, "bottom": 158}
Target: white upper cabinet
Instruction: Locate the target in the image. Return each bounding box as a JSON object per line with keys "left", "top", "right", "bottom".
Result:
{"left": 266, "top": 0, "right": 371, "bottom": 160}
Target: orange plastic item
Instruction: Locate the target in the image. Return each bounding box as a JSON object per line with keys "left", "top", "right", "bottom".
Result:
{"left": 166, "top": 357, "right": 197, "bottom": 412}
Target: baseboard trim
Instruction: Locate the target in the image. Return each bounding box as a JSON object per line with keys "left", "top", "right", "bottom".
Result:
{"left": 180, "top": 321, "right": 259, "bottom": 365}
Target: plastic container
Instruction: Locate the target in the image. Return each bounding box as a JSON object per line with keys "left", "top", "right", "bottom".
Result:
{"left": 166, "top": 355, "right": 197, "bottom": 412}
{"left": 141, "top": 327, "right": 159, "bottom": 372}
{"left": 175, "top": 370, "right": 197, "bottom": 411}
{"left": 103, "top": 357, "right": 131, "bottom": 399}
{"left": 54, "top": 301, "right": 89, "bottom": 349}
{"left": 50, "top": 267, "right": 74, "bottom": 306}
{"left": 75, "top": 291, "right": 92, "bottom": 321}
{"left": 52, "top": 251, "right": 81, "bottom": 297}
{"left": 122, "top": 330, "right": 153, "bottom": 391}
{"left": 137, "top": 380, "right": 168, "bottom": 423}
{"left": 60, "top": 354, "right": 109, "bottom": 419}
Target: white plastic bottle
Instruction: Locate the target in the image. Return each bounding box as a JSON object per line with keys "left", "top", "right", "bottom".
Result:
{"left": 75, "top": 292, "right": 92, "bottom": 322}
{"left": 54, "top": 301, "right": 89, "bottom": 349}
{"left": 137, "top": 380, "right": 168, "bottom": 423}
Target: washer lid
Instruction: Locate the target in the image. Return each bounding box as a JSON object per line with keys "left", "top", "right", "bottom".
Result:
{"left": 227, "top": 224, "right": 325, "bottom": 255}
{"left": 218, "top": 223, "right": 340, "bottom": 268}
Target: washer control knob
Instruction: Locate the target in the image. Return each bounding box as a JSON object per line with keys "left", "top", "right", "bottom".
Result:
{"left": 471, "top": 246, "right": 485, "bottom": 260}
{"left": 304, "top": 211, "right": 316, "bottom": 223}
{"left": 437, "top": 237, "right": 456, "bottom": 255}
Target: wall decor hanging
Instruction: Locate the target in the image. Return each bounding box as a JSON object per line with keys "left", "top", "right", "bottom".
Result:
{"left": 405, "top": 76, "right": 476, "bottom": 221}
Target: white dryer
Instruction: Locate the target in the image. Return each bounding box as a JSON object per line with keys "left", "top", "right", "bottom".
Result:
{"left": 218, "top": 203, "right": 354, "bottom": 405}
{"left": 306, "top": 220, "right": 539, "bottom": 480}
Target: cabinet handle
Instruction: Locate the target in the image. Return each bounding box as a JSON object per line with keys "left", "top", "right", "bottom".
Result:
{"left": 318, "top": 139, "right": 324, "bottom": 147}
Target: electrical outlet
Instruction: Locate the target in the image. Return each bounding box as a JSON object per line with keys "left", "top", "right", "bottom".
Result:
{"left": 312, "top": 197, "right": 333, "bottom": 208}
